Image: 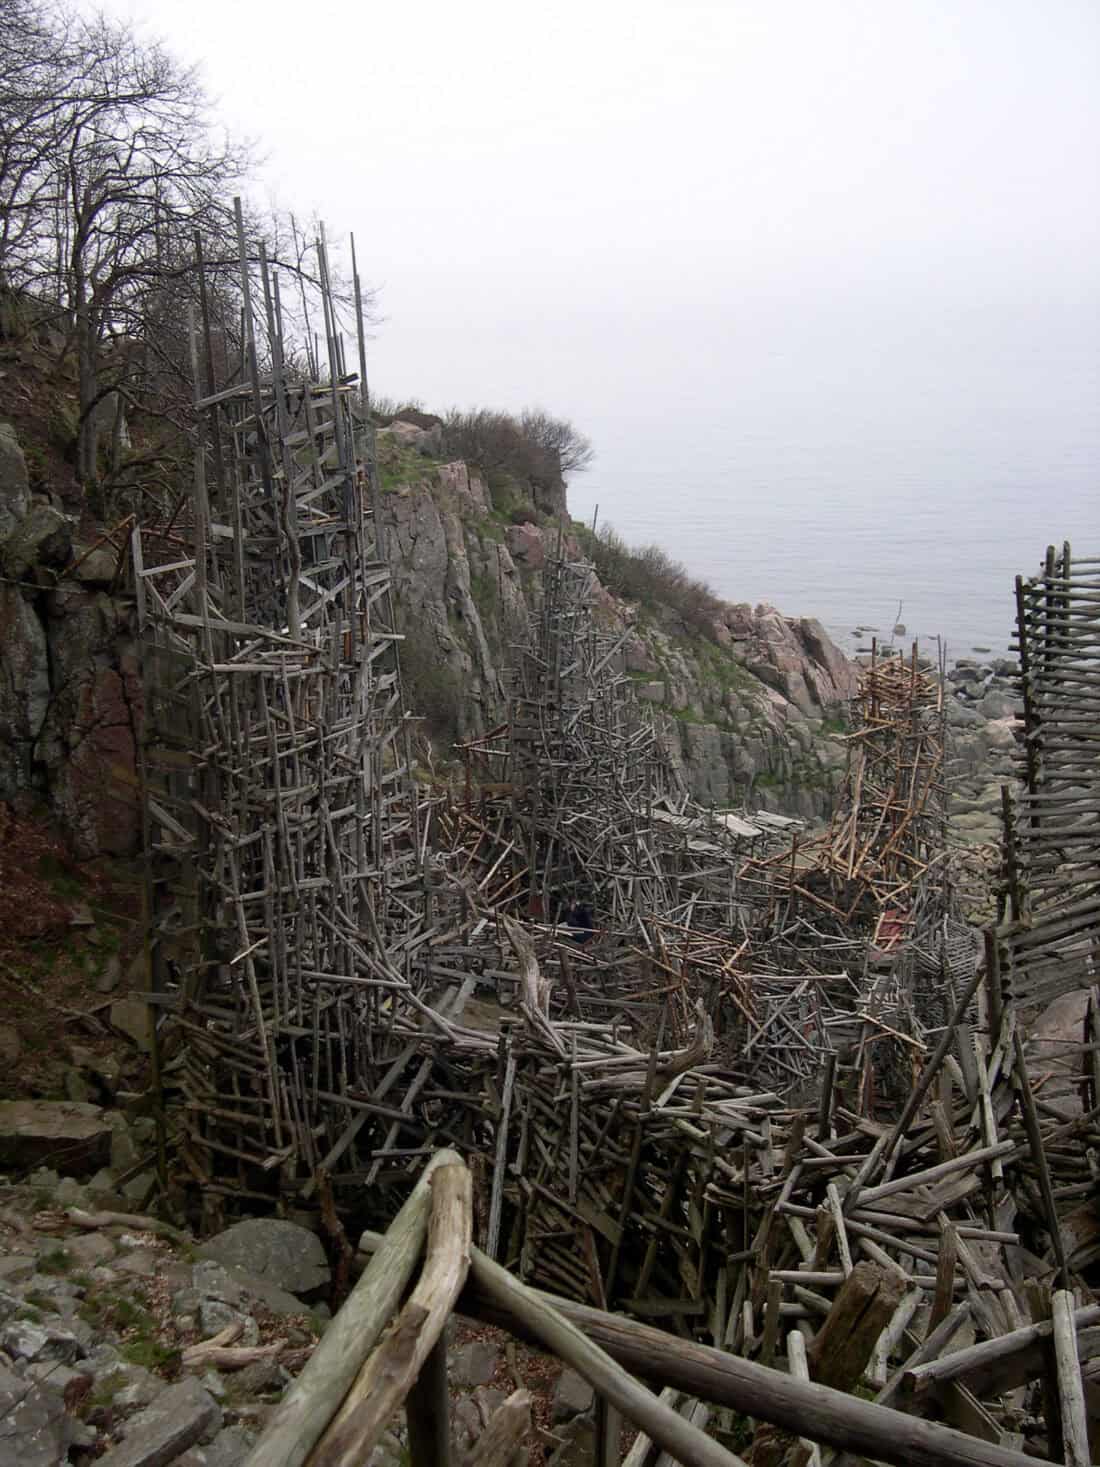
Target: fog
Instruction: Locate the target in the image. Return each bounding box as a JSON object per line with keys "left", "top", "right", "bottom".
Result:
{"left": 96, "top": 0, "right": 1100, "bottom": 640}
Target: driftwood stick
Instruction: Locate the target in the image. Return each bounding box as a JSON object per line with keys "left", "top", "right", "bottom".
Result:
{"left": 244, "top": 1149, "right": 460, "bottom": 1467}
{"left": 1051, "top": 1289, "right": 1091, "bottom": 1467}
{"left": 905, "top": 1304, "right": 1100, "bottom": 1398}
{"left": 310, "top": 1163, "right": 472, "bottom": 1467}
{"left": 66, "top": 1205, "right": 189, "bottom": 1245}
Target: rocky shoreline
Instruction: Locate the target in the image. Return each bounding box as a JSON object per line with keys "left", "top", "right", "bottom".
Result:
{"left": 944, "top": 654, "right": 1022, "bottom": 850}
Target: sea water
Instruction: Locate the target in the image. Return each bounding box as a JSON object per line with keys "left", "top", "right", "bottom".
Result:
{"left": 567, "top": 295, "right": 1099, "bottom": 663}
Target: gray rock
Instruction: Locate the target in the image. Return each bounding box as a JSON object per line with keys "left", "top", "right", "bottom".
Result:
{"left": 96, "top": 954, "right": 124, "bottom": 993}
{"left": 0, "top": 1360, "right": 74, "bottom": 1467}
{"left": 72, "top": 545, "right": 118, "bottom": 585}
{"left": 0, "top": 1254, "right": 37, "bottom": 1286}
{"left": 552, "top": 1367, "right": 595, "bottom": 1423}
{"left": 1, "top": 1317, "right": 85, "bottom": 1363}
{"left": 198, "top": 1299, "right": 259, "bottom": 1347}
{"left": 0, "top": 583, "right": 50, "bottom": 798}
{"left": 0, "top": 1023, "right": 22, "bottom": 1065}
{"left": 978, "top": 690, "right": 1018, "bottom": 720}
{"left": 1, "top": 496, "right": 71, "bottom": 578}
{"left": 547, "top": 1412, "right": 596, "bottom": 1467}
{"left": 0, "top": 1099, "right": 114, "bottom": 1175}
{"left": 98, "top": 1377, "right": 222, "bottom": 1466}
{"left": 229, "top": 1357, "right": 285, "bottom": 1395}
{"left": 450, "top": 1337, "right": 500, "bottom": 1388}
{"left": 111, "top": 994, "right": 155, "bottom": 1051}
{"left": 111, "top": 1363, "right": 166, "bottom": 1413}
{"left": 198, "top": 1218, "right": 329, "bottom": 1297}
{"left": 176, "top": 1425, "right": 256, "bottom": 1466}
{"left": 0, "top": 1284, "right": 25, "bottom": 1322}
{"left": 0, "top": 421, "right": 30, "bottom": 542}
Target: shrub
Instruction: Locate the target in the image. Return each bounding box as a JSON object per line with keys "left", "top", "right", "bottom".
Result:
{"left": 574, "top": 523, "right": 725, "bottom": 641}
{"left": 441, "top": 407, "right": 592, "bottom": 499}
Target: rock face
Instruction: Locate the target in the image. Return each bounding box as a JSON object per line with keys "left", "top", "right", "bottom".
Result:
{"left": 1, "top": 414, "right": 856, "bottom": 857}
{"left": 378, "top": 454, "right": 856, "bottom": 821}
{"left": 0, "top": 421, "right": 143, "bottom": 857}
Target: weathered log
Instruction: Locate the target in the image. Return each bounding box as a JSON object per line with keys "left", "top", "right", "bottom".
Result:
{"left": 244, "top": 1148, "right": 460, "bottom": 1467}
{"left": 806, "top": 1261, "right": 906, "bottom": 1393}
{"left": 310, "top": 1163, "right": 472, "bottom": 1467}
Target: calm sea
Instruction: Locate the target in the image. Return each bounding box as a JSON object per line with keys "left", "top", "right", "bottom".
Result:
{"left": 566, "top": 297, "right": 1099, "bottom": 664}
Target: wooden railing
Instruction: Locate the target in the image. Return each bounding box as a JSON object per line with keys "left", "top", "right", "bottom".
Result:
{"left": 241, "top": 1150, "right": 1054, "bottom": 1467}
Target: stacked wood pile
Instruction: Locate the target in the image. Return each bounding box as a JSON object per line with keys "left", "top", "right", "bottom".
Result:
{"left": 132, "top": 204, "right": 1100, "bottom": 1460}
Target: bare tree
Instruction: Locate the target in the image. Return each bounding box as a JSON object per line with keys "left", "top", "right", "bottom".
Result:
{"left": 519, "top": 408, "right": 594, "bottom": 478}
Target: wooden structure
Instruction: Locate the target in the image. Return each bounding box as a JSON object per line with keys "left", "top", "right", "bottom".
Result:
{"left": 133, "top": 212, "right": 1100, "bottom": 1459}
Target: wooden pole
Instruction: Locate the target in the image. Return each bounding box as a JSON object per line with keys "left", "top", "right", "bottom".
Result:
{"left": 243, "top": 1150, "right": 460, "bottom": 1467}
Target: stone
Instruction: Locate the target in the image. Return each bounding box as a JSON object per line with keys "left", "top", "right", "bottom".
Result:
{"left": 1, "top": 1318, "right": 85, "bottom": 1363}
{"left": 111, "top": 995, "right": 155, "bottom": 1051}
{"left": 229, "top": 1356, "right": 285, "bottom": 1395}
{"left": 551, "top": 1367, "right": 595, "bottom": 1422}
{"left": 0, "top": 1360, "right": 74, "bottom": 1467}
{"left": 0, "top": 1099, "right": 113, "bottom": 1175}
{"left": 0, "top": 1023, "right": 22, "bottom": 1064}
{"left": 96, "top": 954, "right": 124, "bottom": 993}
{"left": 0, "top": 583, "right": 50, "bottom": 798}
{"left": 0, "top": 421, "right": 30, "bottom": 542}
{"left": 504, "top": 521, "right": 546, "bottom": 570}
{"left": 0, "top": 1254, "right": 37, "bottom": 1286}
{"left": 116, "top": 1247, "right": 161, "bottom": 1279}
{"left": 198, "top": 1218, "right": 330, "bottom": 1297}
{"left": 450, "top": 1337, "right": 500, "bottom": 1388}
{"left": 198, "top": 1299, "right": 259, "bottom": 1347}
{"left": 0, "top": 1284, "right": 25, "bottom": 1322}
{"left": 66, "top": 1231, "right": 116, "bottom": 1269}
{"left": 71, "top": 544, "right": 119, "bottom": 586}
{"left": 98, "top": 1377, "right": 221, "bottom": 1466}
{"left": 547, "top": 1412, "right": 596, "bottom": 1467}
{"left": 1, "top": 496, "right": 71, "bottom": 578}
{"left": 176, "top": 1425, "right": 256, "bottom": 1466}
{"left": 978, "top": 689, "right": 1018, "bottom": 720}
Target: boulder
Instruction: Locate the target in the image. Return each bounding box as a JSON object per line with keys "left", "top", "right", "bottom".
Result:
{"left": 552, "top": 1367, "right": 595, "bottom": 1422}
{"left": 505, "top": 522, "right": 546, "bottom": 570}
{"left": 0, "top": 421, "right": 30, "bottom": 542}
{"left": 0, "top": 1361, "right": 74, "bottom": 1467}
{"left": 0, "top": 1099, "right": 113, "bottom": 1175}
{"left": 197, "top": 1219, "right": 330, "bottom": 1297}
{"left": 70, "top": 544, "right": 118, "bottom": 586}
{"left": 111, "top": 994, "right": 155, "bottom": 1051}
{"left": 450, "top": 1337, "right": 500, "bottom": 1388}
{"left": 97, "top": 1377, "right": 221, "bottom": 1467}
{"left": 1, "top": 497, "right": 71, "bottom": 579}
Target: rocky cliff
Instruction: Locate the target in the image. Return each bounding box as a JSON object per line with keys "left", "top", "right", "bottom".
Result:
{"left": 375, "top": 420, "right": 856, "bottom": 820}
{"left": 0, "top": 410, "right": 858, "bottom": 865}
{"left": 0, "top": 423, "right": 142, "bottom": 859}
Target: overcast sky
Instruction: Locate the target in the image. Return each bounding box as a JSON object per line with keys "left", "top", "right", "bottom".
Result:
{"left": 94, "top": 0, "right": 1099, "bottom": 411}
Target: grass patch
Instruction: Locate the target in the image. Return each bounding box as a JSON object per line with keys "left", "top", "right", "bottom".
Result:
{"left": 38, "top": 1246, "right": 73, "bottom": 1275}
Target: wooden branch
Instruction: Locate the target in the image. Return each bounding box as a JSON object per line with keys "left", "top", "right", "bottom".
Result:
{"left": 309, "top": 1163, "right": 472, "bottom": 1467}
{"left": 66, "top": 1205, "right": 189, "bottom": 1244}
{"left": 244, "top": 1149, "right": 460, "bottom": 1467}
